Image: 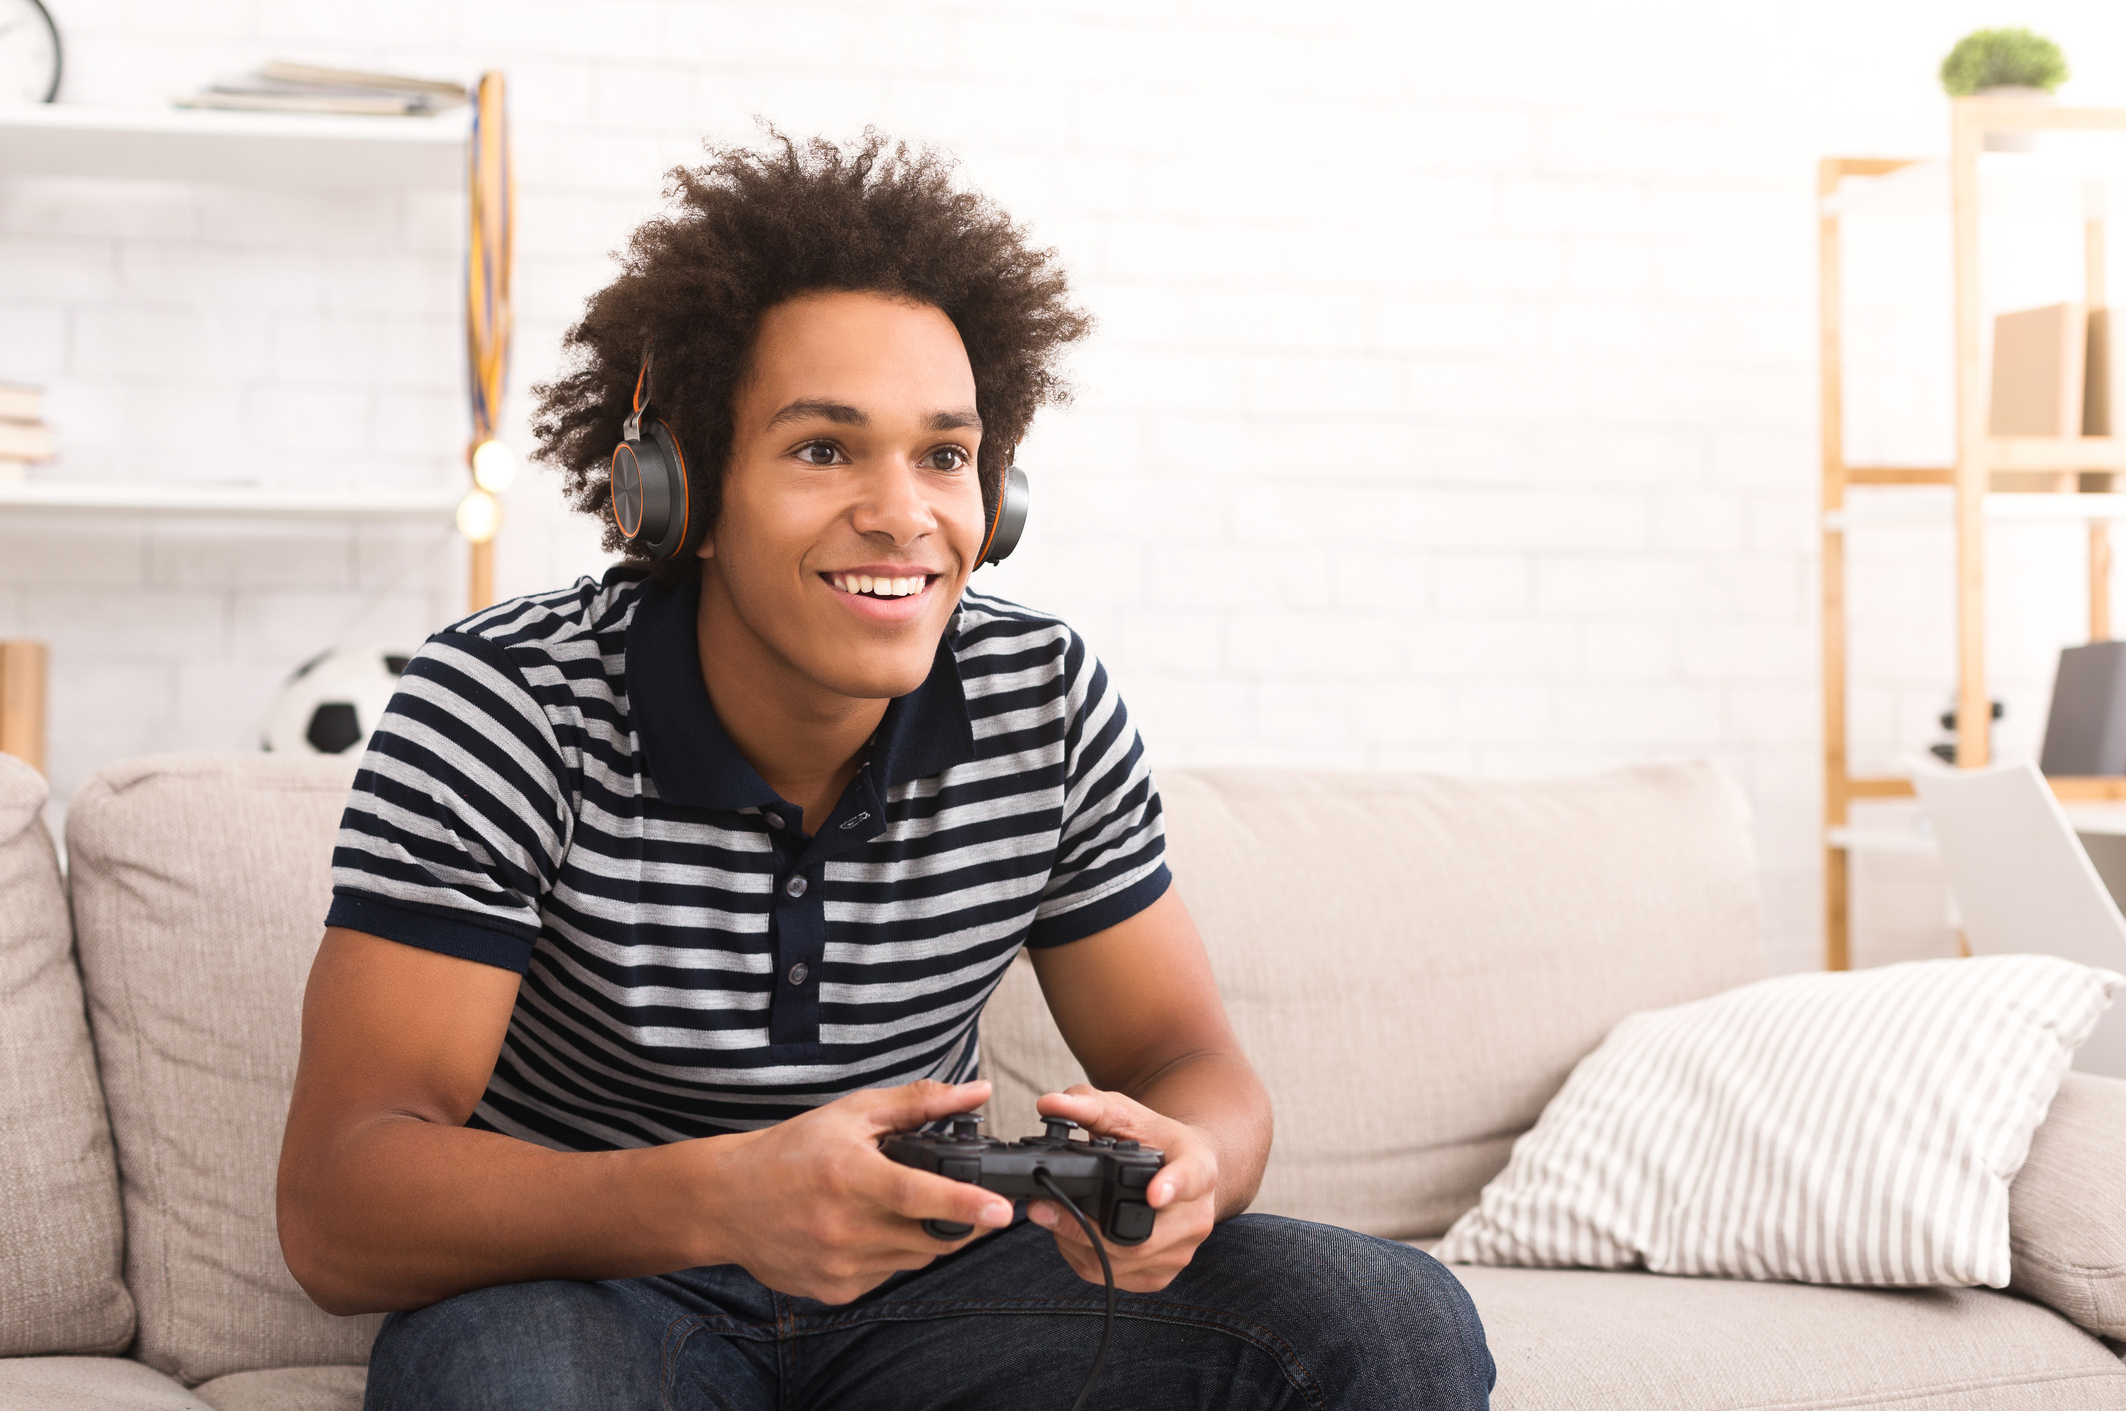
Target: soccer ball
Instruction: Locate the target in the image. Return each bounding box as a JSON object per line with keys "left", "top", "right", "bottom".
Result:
{"left": 261, "top": 647, "right": 413, "bottom": 756}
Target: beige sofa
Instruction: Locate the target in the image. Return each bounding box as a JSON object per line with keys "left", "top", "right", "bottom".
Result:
{"left": 1, "top": 751, "right": 2121, "bottom": 1410}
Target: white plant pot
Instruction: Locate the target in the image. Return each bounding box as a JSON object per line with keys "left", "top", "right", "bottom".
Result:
{"left": 1974, "top": 85, "right": 2051, "bottom": 152}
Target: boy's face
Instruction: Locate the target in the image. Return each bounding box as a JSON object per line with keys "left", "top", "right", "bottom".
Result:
{"left": 700, "top": 290, "right": 987, "bottom": 704}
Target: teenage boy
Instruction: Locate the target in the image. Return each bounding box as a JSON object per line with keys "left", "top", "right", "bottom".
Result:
{"left": 279, "top": 133, "right": 1493, "bottom": 1410}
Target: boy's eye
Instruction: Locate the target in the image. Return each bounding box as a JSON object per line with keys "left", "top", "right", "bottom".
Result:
{"left": 926, "top": 446, "right": 970, "bottom": 470}
{"left": 798, "top": 442, "right": 840, "bottom": 466}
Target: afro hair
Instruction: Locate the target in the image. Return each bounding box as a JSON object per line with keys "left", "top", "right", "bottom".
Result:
{"left": 530, "top": 129, "right": 1092, "bottom": 582}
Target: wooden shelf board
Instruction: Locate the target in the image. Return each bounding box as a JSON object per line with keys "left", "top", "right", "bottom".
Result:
{"left": 1956, "top": 99, "right": 2126, "bottom": 134}
{"left": 0, "top": 480, "right": 461, "bottom": 519}
{"left": 1844, "top": 467, "right": 1956, "bottom": 486}
{"left": 0, "top": 104, "right": 468, "bottom": 190}
{"left": 1986, "top": 437, "right": 2126, "bottom": 473}
{"left": 1846, "top": 777, "right": 1917, "bottom": 799}
{"left": 2046, "top": 776, "right": 2126, "bottom": 802}
{"left": 1836, "top": 772, "right": 2126, "bottom": 806}
{"left": 1826, "top": 491, "right": 2126, "bottom": 530}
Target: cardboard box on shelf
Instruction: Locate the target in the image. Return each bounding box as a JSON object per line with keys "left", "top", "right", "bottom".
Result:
{"left": 1990, "top": 302, "right": 2088, "bottom": 437}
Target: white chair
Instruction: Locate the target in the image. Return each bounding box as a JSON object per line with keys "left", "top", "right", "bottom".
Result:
{"left": 1912, "top": 761, "right": 2126, "bottom": 1078}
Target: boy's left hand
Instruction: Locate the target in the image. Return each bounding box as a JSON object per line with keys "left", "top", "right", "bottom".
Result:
{"left": 1026, "top": 1085, "right": 1219, "bottom": 1292}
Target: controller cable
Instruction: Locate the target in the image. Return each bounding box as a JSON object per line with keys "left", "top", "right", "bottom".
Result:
{"left": 1034, "top": 1170, "right": 1115, "bottom": 1411}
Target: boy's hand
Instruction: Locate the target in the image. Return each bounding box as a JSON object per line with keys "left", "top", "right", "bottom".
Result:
{"left": 699, "top": 1079, "right": 1012, "bottom": 1305}
{"left": 1025, "top": 1085, "right": 1219, "bottom": 1293}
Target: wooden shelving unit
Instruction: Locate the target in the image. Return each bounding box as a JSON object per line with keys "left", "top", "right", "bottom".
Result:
{"left": 0, "top": 97, "right": 510, "bottom": 774}
{"left": 1821, "top": 97, "right": 2126, "bottom": 970}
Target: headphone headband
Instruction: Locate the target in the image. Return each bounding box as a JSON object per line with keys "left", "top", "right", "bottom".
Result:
{"left": 622, "top": 349, "right": 651, "bottom": 442}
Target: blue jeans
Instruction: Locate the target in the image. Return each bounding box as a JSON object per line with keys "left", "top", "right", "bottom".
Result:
{"left": 364, "top": 1214, "right": 1492, "bottom": 1410}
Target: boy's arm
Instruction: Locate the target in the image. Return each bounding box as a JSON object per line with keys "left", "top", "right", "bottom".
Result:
{"left": 277, "top": 927, "right": 1013, "bottom": 1314}
{"left": 1025, "top": 886, "right": 1273, "bottom": 1292}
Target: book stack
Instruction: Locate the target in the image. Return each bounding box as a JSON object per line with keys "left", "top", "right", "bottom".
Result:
{"left": 0, "top": 386, "right": 53, "bottom": 482}
{"left": 175, "top": 62, "right": 468, "bottom": 118}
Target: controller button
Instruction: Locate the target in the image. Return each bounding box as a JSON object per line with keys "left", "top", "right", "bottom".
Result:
{"left": 1114, "top": 1140, "right": 1140, "bottom": 1151}
{"left": 1118, "top": 1165, "right": 1152, "bottom": 1189}
{"left": 1041, "top": 1118, "right": 1079, "bottom": 1143}
{"left": 1109, "top": 1202, "right": 1156, "bottom": 1242}
{"left": 941, "top": 1157, "right": 980, "bottom": 1182}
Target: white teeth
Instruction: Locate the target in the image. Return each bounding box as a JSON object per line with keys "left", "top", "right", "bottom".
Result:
{"left": 831, "top": 573, "right": 926, "bottom": 597}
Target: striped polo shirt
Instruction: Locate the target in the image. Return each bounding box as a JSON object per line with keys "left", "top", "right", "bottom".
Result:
{"left": 324, "top": 569, "right": 1169, "bottom": 1152}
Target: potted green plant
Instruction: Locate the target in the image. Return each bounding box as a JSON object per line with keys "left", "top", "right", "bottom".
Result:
{"left": 1941, "top": 27, "right": 2070, "bottom": 151}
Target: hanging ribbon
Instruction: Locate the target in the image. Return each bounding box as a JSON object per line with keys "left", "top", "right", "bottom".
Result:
{"left": 466, "top": 71, "right": 513, "bottom": 452}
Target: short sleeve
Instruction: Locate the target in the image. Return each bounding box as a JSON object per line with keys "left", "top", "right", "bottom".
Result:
{"left": 324, "top": 631, "right": 572, "bottom": 972}
{"left": 1025, "top": 632, "right": 1171, "bottom": 948}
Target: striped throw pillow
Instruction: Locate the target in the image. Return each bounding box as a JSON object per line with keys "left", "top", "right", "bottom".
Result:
{"left": 1435, "top": 955, "right": 2122, "bottom": 1287}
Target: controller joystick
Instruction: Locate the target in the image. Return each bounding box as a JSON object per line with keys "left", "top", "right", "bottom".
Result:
{"left": 880, "top": 1119, "right": 1165, "bottom": 1247}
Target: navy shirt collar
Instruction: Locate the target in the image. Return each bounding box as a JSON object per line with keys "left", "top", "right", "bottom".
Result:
{"left": 624, "top": 573, "right": 976, "bottom": 812}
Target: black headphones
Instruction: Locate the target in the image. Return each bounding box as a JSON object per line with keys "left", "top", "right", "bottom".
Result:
{"left": 610, "top": 351, "right": 1030, "bottom": 566}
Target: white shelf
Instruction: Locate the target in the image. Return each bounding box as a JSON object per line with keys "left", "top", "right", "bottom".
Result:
{"left": 1827, "top": 826, "right": 1940, "bottom": 855}
{"left": 0, "top": 104, "right": 468, "bottom": 190}
{"left": 1830, "top": 806, "right": 2126, "bottom": 852}
{"left": 1826, "top": 491, "right": 2126, "bottom": 531}
{"left": 0, "top": 480, "right": 460, "bottom": 519}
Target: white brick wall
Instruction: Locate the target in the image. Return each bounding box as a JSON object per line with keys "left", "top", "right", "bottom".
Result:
{"left": 8, "top": 0, "right": 2126, "bottom": 971}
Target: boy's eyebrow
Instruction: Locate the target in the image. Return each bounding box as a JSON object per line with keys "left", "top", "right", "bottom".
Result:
{"left": 766, "top": 398, "right": 865, "bottom": 430}
{"left": 762, "top": 400, "right": 983, "bottom": 433}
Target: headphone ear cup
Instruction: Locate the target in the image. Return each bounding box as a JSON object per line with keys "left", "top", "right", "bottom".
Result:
{"left": 641, "top": 420, "right": 691, "bottom": 558}
{"left": 611, "top": 421, "right": 690, "bottom": 560}
{"left": 611, "top": 441, "right": 649, "bottom": 541}
{"left": 980, "top": 465, "right": 1030, "bottom": 566}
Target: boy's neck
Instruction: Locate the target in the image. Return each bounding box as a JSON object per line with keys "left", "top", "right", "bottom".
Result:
{"left": 693, "top": 569, "right": 888, "bottom": 836}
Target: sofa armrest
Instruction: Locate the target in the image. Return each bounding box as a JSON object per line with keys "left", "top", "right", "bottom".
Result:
{"left": 2011, "top": 1071, "right": 2126, "bottom": 1340}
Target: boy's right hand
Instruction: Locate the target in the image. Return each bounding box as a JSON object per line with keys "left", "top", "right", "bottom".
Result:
{"left": 687, "top": 1079, "right": 1014, "bottom": 1305}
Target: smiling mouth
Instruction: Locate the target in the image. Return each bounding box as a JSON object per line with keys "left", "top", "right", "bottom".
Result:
{"left": 826, "top": 572, "right": 935, "bottom": 599}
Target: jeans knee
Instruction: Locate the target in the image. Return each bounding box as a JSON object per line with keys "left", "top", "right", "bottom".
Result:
{"left": 1194, "top": 1215, "right": 1495, "bottom": 1407}
{"left": 1388, "top": 1244, "right": 1496, "bottom": 1395}
{"left": 364, "top": 1280, "right": 663, "bottom": 1411}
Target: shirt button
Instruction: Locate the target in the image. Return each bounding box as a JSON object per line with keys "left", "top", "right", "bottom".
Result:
{"left": 788, "top": 961, "right": 810, "bottom": 985}
{"left": 763, "top": 811, "right": 782, "bottom": 829}
{"left": 785, "top": 875, "right": 807, "bottom": 898}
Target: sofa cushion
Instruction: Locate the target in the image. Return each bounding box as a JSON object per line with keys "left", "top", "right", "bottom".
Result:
{"left": 2012, "top": 1071, "right": 2126, "bottom": 1339}
{"left": 981, "top": 763, "right": 1767, "bottom": 1240}
{"left": 1436, "top": 954, "right": 2121, "bottom": 1288}
{"left": 66, "top": 755, "right": 380, "bottom": 1385}
{"left": 1455, "top": 1264, "right": 2126, "bottom": 1409}
{"left": 0, "top": 1357, "right": 209, "bottom": 1410}
{"left": 193, "top": 1366, "right": 364, "bottom": 1411}
{"left": 0, "top": 755, "right": 133, "bottom": 1358}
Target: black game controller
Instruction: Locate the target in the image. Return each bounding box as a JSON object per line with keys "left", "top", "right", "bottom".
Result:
{"left": 881, "top": 1116, "right": 1165, "bottom": 1245}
